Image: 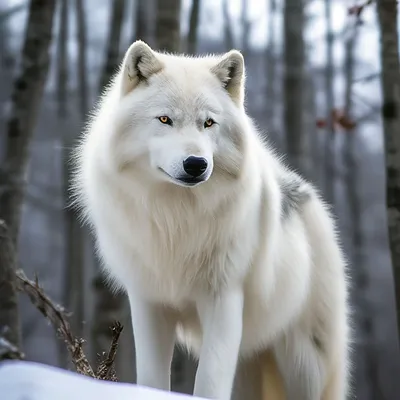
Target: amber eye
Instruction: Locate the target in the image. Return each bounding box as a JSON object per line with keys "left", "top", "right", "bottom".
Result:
{"left": 158, "top": 116, "right": 172, "bottom": 125}
{"left": 204, "top": 118, "right": 215, "bottom": 128}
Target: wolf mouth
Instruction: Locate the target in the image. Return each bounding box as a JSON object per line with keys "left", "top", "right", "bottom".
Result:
{"left": 158, "top": 168, "right": 206, "bottom": 187}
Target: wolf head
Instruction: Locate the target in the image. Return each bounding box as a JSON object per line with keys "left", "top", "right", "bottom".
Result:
{"left": 106, "top": 41, "right": 247, "bottom": 189}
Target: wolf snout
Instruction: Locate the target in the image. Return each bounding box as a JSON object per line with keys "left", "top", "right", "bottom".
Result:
{"left": 183, "top": 156, "right": 208, "bottom": 178}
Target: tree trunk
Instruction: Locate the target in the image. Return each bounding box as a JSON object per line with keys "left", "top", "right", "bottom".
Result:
{"left": 0, "top": 221, "right": 21, "bottom": 353}
{"left": 63, "top": 0, "right": 89, "bottom": 343}
{"left": 155, "top": 0, "right": 181, "bottom": 53}
{"left": 92, "top": 0, "right": 126, "bottom": 366}
{"left": 241, "top": 0, "right": 250, "bottom": 58}
{"left": 344, "top": 11, "right": 362, "bottom": 286}
{"left": 132, "top": 0, "right": 147, "bottom": 44}
{"left": 154, "top": 1, "right": 196, "bottom": 392}
{"left": 57, "top": 0, "right": 69, "bottom": 118}
{"left": 283, "top": 0, "right": 307, "bottom": 176}
{"left": 344, "top": 15, "right": 382, "bottom": 399}
{"left": 265, "top": 0, "right": 277, "bottom": 137}
{"left": 99, "top": 0, "right": 125, "bottom": 93}
{"left": 0, "top": 0, "right": 56, "bottom": 245}
{"left": 323, "top": 0, "right": 335, "bottom": 206}
{"left": 377, "top": 0, "right": 400, "bottom": 344}
{"left": 75, "top": 0, "right": 89, "bottom": 117}
{"left": 186, "top": 0, "right": 200, "bottom": 54}
{"left": 222, "top": 0, "right": 234, "bottom": 50}
{"left": 56, "top": 0, "right": 70, "bottom": 368}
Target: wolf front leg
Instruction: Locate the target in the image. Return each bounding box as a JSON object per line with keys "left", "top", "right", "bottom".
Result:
{"left": 193, "top": 289, "right": 244, "bottom": 400}
{"left": 128, "top": 295, "right": 176, "bottom": 391}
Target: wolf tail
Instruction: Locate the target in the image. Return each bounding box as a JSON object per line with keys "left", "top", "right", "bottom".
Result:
{"left": 259, "top": 350, "right": 286, "bottom": 400}
{"left": 233, "top": 350, "right": 285, "bottom": 400}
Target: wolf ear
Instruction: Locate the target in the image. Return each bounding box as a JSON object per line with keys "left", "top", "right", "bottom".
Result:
{"left": 120, "top": 41, "right": 164, "bottom": 96}
{"left": 211, "top": 50, "right": 245, "bottom": 106}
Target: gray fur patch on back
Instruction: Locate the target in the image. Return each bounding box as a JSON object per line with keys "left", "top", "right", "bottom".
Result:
{"left": 280, "top": 174, "right": 311, "bottom": 220}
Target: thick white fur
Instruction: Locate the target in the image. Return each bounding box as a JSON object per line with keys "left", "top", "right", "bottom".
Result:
{"left": 73, "top": 41, "right": 350, "bottom": 400}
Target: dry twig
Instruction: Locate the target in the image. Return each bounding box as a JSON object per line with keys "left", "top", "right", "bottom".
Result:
{"left": 15, "top": 269, "right": 123, "bottom": 380}
{"left": 15, "top": 268, "right": 95, "bottom": 377}
{"left": 10, "top": 268, "right": 122, "bottom": 380}
{"left": 96, "top": 322, "right": 123, "bottom": 381}
{"left": 0, "top": 334, "right": 24, "bottom": 361}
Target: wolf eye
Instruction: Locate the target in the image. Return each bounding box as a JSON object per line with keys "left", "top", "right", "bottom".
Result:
{"left": 204, "top": 118, "right": 215, "bottom": 128}
{"left": 158, "top": 116, "right": 173, "bottom": 125}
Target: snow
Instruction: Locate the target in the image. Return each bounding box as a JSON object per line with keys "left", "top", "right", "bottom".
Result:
{"left": 0, "top": 361, "right": 204, "bottom": 400}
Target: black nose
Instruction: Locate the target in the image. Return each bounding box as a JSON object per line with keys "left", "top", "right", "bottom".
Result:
{"left": 183, "top": 156, "right": 208, "bottom": 177}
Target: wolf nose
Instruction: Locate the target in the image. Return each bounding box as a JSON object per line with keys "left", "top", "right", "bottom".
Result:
{"left": 183, "top": 156, "right": 208, "bottom": 177}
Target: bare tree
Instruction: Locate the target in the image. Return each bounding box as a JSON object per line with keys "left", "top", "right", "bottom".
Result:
{"left": 186, "top": 0, "right": 200, "bottom": 54}
{"left": 283, "top": 0, "right": 307, "bottom": 175}
{"left": 155, "top": 0, "right": 181, "bottom": 52}
{"left": 323, "top": 0, "right": 336, "bottom": 205}
{"left": 56, "top": 0, "right": 70, "bottom": 367}
{"left": 240, "top": 0, "right": 250, "bottom": 57}
{"left": 63, "top": 0, "right": 89, "bottom": 342}
{"left": 343, "top": 9, "right": 362, "bottom": 286}
{"left": 153, "top": 1, "right": 197, "bottom": 391}
{"left": 57, "top": 0, "right": 69, "bottom": 118}
{"left": 0, "top": 221, "right": 21, "bottom": 353}
{"left": 75, "top": 0, "right": 89, "bottom": 117}
{"left": 265, "top": 0, "right": 277, "bottom": 135}
{"left": 132, "top": 0, "right": 147, "bottom": 44}
{"left": 343, "top": 12, "right": 382, "bottom": 398}
{"left": 92, "top": 0, "right": 126, "bottom": 365}
{"left": 377, "top": 0, "right": 400, "bottom": 344}
{"left": 0, "top": 0, "right": 56, "bottom": 244}
{"left": 99, "top": 0, "right": 125, "bottom": 93}
{"left": 222, "top": 0, "right": 234, "bottom": 50}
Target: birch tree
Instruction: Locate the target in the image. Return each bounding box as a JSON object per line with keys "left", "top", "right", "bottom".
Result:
{"left": 377, "top": 0, "right": 400, "bottom": 344}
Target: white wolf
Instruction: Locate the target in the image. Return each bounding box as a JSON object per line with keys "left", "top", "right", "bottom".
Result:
{"left": 73, "top": 41, "right": 350, "bottom": 400}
